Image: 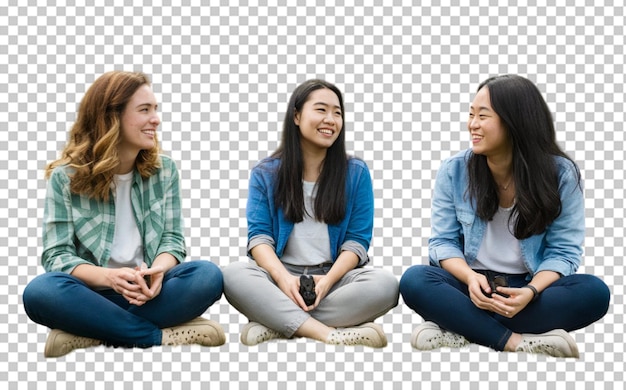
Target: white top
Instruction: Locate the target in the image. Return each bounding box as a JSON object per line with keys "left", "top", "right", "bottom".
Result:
{"left": 473, "top": 205, "right": 527, "bottom": 274}
{"left": 108, "top": 171, "right": 144, "bottom": 269}
{"left": 280, "top": 181, "right": 332, "bottom": 266}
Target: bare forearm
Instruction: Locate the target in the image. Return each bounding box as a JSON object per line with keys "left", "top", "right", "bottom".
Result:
{"left": 440, "top": 257, "right": 476, "bottom": 285}
{"left": 70, "top": 263, "right": 112, "bottom": 289}
{"left": 152, "top": 252, "right": 179, "bottom": 272}
{"left": 528, "top": 270, "right": 561, "bottom": 292}
{"left": 250, "top": 244, "right": 290, "bottom": 280}
{"left": 325, "top": 251, "right": 359, "bottom": 285}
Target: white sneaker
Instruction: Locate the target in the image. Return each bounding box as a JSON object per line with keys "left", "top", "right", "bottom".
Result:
{"left": 326, "top": 322, "right": 387, "bottom": 348}
{"left": 240, "top": 322, "right": 286, "bottom": 346}
{"left": 411, "top": 321, "right": 469, "bottom": 350}
{"left": 516, "top": 329, "right": 579, "bottom": 358}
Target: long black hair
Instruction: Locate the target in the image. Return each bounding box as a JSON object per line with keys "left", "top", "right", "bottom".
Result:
{"left": 467, "top": 74, "right": 581, "bottom": 239}
{"left": 272, "top": 79, "right": 347, "bottom": 224}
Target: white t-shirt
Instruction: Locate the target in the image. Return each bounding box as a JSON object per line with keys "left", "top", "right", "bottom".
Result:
{"left": 473, "top": 205, "right": 528, "bottom": 274}
{"left": 280, "top": 181, "right": 332, "bottom": 266}
{"left": 108, "top": 172, "right": 144, "bottom": 269}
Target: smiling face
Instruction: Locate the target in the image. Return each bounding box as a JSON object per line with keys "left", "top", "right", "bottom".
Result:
{"left": 294, "top": 88, "right": 343, "bottom": 155}
{"left": 467, "top": 86, "right": 512, "bottom": 158}
{"left": 118, "top": 84, "right": 160, "bottom": 157}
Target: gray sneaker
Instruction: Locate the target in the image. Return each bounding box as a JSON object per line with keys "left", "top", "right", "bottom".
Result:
{"left": 240, "top": 322, "right": 286, "bottom": 346}
{"left": 44, "top": 329, "right": 101, "bottom": 358}
{"left": 411, "top": 321, "right": 469, "bottom": 350}
{"left": 326, "top": 322, "right": 387, "bottom": 348}
{"left": 516, "top": 329, "right": 580, "bottom": 358}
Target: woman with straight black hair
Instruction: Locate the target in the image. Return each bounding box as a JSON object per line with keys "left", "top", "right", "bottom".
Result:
{"left": 399, "top": 74, "right": 610, "bottom": 357}
{"left": 223, "top": 79, "right": 399, "bottom": 347}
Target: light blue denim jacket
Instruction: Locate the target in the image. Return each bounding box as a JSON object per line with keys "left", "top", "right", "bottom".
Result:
{"left": 246, "top": 156, "right": 374, "bottom": 266}
{"left": 429, "top": 149, "right": 584, "bottom": 277}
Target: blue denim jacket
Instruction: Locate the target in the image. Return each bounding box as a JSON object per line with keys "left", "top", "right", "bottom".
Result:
{"left": 429, "top": 149, "right": 584, "bottom": 277}
{"left": 246, "top": 156, "right": 374, "bottom": 266}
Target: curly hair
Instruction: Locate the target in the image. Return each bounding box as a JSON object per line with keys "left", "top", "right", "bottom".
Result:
{"left": 46, "top": 71, "right": 161, "bottom": 201}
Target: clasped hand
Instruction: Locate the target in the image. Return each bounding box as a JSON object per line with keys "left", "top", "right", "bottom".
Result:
{"left": 467, "top": 273, "right": 534, "bottom": 318}
{"left": 107, "top": 262, "right": 166, "bottom": 306}
{"left": 276, "top": 273, "right": 333, "bottom": 312}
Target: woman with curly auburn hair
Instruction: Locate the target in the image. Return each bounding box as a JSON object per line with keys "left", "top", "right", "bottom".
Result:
{"left": 24, "top": 71, "right": 225, "bottom": 358}
{"left": 46, "top": 71, "right": 162, "bottom": 199}
{"left": 399, "top": 74, "right": 610, "bottom": 358}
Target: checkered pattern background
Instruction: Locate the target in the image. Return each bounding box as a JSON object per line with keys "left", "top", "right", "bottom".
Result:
{"left": 1, "top": 1, "right": 624, "bottom": 389}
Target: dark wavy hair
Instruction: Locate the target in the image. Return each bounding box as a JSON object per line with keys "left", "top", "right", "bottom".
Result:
{"left": 272, "top": 79, "right": 347, "bottom": 224}
{"left": 467, "top": 74, "right": 581, "bottom": 239}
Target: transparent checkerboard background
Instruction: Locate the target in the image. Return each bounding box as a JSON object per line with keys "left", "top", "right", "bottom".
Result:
{"left": 1, "top": 1, "right": 624, "bottom": 389}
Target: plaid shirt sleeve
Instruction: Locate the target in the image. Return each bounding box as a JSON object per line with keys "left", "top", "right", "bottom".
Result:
{"left": 144, "top": 155, "right": 186, "bottom": 265}
{"left": 41, "top": 167, "right": 100, "bottom": 273}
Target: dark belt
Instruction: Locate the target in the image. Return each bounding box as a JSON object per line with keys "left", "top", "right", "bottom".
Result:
{"left": 475, "top": 270, "right": 528, "bottom": 286}
{"left": 474, "top": 270, "right": 529, "bottom": 297}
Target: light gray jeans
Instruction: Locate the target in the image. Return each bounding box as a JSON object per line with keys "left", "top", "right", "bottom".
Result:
{"left": 223, "top": 261, "right": 399, "bottom": 337}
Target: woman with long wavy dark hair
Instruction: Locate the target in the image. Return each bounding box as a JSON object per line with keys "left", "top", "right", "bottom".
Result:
{"left": 399, "top": 74, "right": 610, "bottom": 357}
{"left": 23, "top": 71, "right": 225, "bottom": 357}
{"left": 223, "top": 79, "right": 399, "bottom": 347}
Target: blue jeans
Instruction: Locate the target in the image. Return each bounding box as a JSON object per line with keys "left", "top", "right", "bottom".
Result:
{"left": 399, "top": 265, "right": 610, "bottom": 351}
{"left": 23, "top": 261, "right": 223, "bottom": 348}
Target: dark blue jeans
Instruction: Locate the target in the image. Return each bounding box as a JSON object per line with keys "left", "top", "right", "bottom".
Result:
{"left": 23, "top": 261, "right": 223, "bottom": 348}
{"left": 399, "top": 265, "right": 610, "bottom": 351}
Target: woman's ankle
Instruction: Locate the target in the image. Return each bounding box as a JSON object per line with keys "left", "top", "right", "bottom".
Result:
{"left": 294, "top": 317, "right": 333, "bottom": 342}
{"left": 504, "top": 332, "right": 522, "bottom": 351}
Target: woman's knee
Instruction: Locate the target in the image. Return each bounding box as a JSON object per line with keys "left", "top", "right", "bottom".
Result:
{"left": 553, "top": 273, "right": 611, "bottom": 322}
{"left": 377, "top": 269, "right": 400, "bottom": 304}
{"left": 23, "top": 275, "right": 46, "bottom": 312}
{"left": 579, "top": 274, "right": 611, "bottom": 318}
{"left": 222, "top": 261, "right": 264, "bottom": 295}
{"left": 399, "top": 265, "right": 434, "bottom": 296}
{"left": 354, "top": 268, "right": 400, "bottom": 309}
{"left": 23, "top": 272, "right": 84, "bottom": 323}
{"left": 222, "top": 261, "right": 241, "bottom": 292}
{"left": 198, "top": 260, "right": 223, "bottom": 285}
{"left": 172, "top": 260, "right": 224, "bottom": 301}
{"left": 222, "top": 261, "right": 248, "bottom": 284}
{"left": 24, "top": 273, "right": 78, "bottom": 304}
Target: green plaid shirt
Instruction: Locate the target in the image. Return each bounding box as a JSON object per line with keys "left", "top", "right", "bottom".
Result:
{"left": 42, "top": 155, "right": 187, "bottom": 273}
